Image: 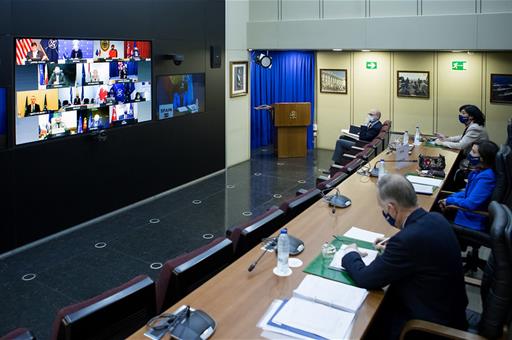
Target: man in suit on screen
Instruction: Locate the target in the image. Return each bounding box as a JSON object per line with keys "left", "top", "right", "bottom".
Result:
{"left": 25, "top": 95, "right": 41, "bottom": 116}
{"left": 25, "top": 42, "right": 47, "bottom": 63}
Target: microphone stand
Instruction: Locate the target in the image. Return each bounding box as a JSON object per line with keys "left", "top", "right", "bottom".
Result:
{"left": 248, "top": 239, "right": 276, "bottom": 272}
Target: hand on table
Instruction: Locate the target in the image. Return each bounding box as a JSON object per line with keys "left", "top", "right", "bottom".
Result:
{"left": 343, "top": 243, "right": 368, "bottom": 258}
{"left": 373, "top": 237, "right": 388, "bottom": 252}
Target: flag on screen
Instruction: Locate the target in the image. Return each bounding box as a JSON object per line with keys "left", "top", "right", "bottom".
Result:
{"left": 44, "top": 64, "right": 48, "bottom": 85}
{"left": 16, "top": 38, "right": 33, "bottom": 65}
{"left": 44, "top": 94, "right": 47, "bottom": 111}
{"left": 129, "top": 102, "right": 134, "bottom": 117}
{"left": 81, "top": 64, "right": 85, "bottom": 100}
{"left": 69, "top": 86, "right": 73, "bottom": 103}
{"left": 88, "top": 63, "right": 91, "bottom": 82}
{"left": 40, "top": 39, "right": 59, "bottom": 63}
{"left": 112, "top": 105, "right": 117, "bottom": 122}
{"left": 38, "top": 64, "right": 45, "bottom": 85}
{"left": 25, "top": 96, "right": 28, "bottom": 111}
{"left": 78, "top": 115, "right": 83, "bottom": 133}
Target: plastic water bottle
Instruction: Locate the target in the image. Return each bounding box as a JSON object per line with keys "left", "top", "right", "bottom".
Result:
{"left": 414, "top": 126, "right": 421, "bottom": 146}
{"left": 378, "top": 159, "right": 385, "bottom": 180}
{"left": 403, "top": 130, "right": 409, "bottom": 145}
{"left": 277, "top": 228, "right": 290, "bottom": 274}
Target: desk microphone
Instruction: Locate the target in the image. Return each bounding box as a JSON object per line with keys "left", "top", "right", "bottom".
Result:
{"left": 248, "top": 238, "right": 277, "bottom": 272}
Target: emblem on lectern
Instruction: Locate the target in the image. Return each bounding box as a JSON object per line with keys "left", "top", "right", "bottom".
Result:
{"left": 289, "top": 110, "right": 297, "bottom": 119}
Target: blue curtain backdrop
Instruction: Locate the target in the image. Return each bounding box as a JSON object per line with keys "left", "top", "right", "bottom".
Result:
{"left": 250, "top": 50, "right": 315, "bottom": 149}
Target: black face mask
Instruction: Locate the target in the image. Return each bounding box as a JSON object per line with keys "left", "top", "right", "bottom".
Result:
{"left": 382, "top": 210, "right": 396, "bottom": 227}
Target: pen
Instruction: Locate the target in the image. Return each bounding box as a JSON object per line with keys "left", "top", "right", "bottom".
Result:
{"left": 377, "top": 237, "right": 391, "bottom": 246}
{"left": 332, "top": 235, "right": 344, "bottom": 243}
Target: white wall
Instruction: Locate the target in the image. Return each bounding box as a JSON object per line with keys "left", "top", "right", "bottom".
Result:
{"left": 226, "top": 0, "right": 251, "bottom": 167}
{"left": 247, "top": 0, "right": 512, "bottom": 50}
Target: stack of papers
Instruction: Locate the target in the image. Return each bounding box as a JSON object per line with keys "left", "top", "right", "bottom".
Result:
{"left": 341, "top": 129, "right": 359, "bottom": 140}
{"left": 344, "top": 227, "right": 384, "bottom": 243}
{"left": 406, "top": 175, "right": 443, "bottom": 195}
{"left": 329, "top": 245, "right": 379, "bottom": 271}
{"left": 293, "top": 275, "right": 368, "bottom": 313}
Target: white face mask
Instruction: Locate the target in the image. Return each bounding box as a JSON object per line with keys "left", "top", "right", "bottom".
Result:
{"left": 368, "top": 115, "right": 376, "bottom": 123}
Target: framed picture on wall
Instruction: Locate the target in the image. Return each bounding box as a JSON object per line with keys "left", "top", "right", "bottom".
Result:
{"left": 397, "top": 71, "right": 430, "bottom": 98}
{"left": 490, "top": 74, "right": 512, "bottom": 104}
{"left": 230, "top": 61, "right": 248, "bottom": 97}
{"left": 320, "top": 69, "right": 347, "bottom": 94}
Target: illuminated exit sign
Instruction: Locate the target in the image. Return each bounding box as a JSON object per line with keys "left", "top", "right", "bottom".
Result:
{"left": 366, "top": 61, "right": 377, "bottom": 70}
{"left": 451, "top": 61, "right": 467, "bottom": 71}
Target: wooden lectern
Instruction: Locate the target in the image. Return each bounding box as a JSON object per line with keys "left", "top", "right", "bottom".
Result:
{"left": 273, "top": 102, "right": 311, "bottom": 158}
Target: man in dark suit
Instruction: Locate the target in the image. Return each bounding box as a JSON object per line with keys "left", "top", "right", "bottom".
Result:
{"left": 341, "top": 174, "right": 468, "bottom": 340}
{"left": 331, "top": 109, "right": 383, "bottom": 164}
{"left": 48, "top": 66, "right": 68, "bottom": 86}
{"left": 25, "top": 42, "right": 47, "bottom": 63}
{"left": 25, "top": 95, "right": 41, "bottom": 116}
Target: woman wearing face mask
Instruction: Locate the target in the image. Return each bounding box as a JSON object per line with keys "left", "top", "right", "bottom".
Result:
{"left": 435, "top": 105, "right": 489, "bottom": 153}
{"left": 439, "top": 140, "right": 499, "bottom": 231}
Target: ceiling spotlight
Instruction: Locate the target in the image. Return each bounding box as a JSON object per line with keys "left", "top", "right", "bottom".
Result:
{"left": 332, "top": 48, "right": 343, "bottom": 52}
{"left": 361, "top": 49, "right": 371, "bottom": 52}
{"left": 255, "top": 52, "right": 272, "bottom": 69}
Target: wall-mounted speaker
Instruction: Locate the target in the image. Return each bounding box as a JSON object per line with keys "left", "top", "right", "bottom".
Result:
{"left": 210, "top": 45, "right": 221, "bottom": 68}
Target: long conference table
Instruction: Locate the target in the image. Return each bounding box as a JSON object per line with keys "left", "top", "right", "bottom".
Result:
{"left": 129, "top": 143, "right": 460, "bottom": 339}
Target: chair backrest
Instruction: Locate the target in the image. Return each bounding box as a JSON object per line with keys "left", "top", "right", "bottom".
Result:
{"left": 52, "top": 275, "right": 156, "bottom": 340}
{"left": 507, "top": 117, "right": 512, "bottom": 148}
{"left": 227, "top": 207, "right": 287, "bottom": 258}
{"left": 0, "top": 328, "right": 35, "bottom": 340}
{"left": 156, "top": 237, "right": 233, "bottom": 313}
{"left": 370, "top": 136, "right": 384, "bottom": 154}
{"left": 492, "top": 144, "right": 510, "bottom": 204}
{"left": 317, "top": 171, "right": 348, "bottom": 192}
{"left": 341, "top": 158, "right": 365, "bottom": 175}
{"left": 479, "top": 202, "right": 512, "bottom": 339}
{"left": 279, "top": 188, "right": 322, "bottom": 221}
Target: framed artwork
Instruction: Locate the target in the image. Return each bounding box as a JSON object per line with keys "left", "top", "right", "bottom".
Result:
{"left": 397, "top": 71, "right": 430, "bottom": 98}
{"left": 230, "top": 61, "right": 248, "bottom": 97}
{"left": 320, "top": 69, "right": 347, "bottom": 94}
{"left": 490, "top": 74, "right": 512, "bottom": 104}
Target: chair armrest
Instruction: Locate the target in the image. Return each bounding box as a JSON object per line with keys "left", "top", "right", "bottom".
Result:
{"left": 331, "top": 163, "right": 343, "bottom": 170}
{"left": 445, "top": 205, "right": 489, "bottom": 217}
{"left": 342, "top": 153, "right": 357, "bottom": 159}
{"left": 440, "top": 190, "right": 456, "bottom": 195}
{"left": 351, "top": 146, "right": 365, "bottom": 151}
{"left": 400, "top": 320, "right": 485, "bottom": 340}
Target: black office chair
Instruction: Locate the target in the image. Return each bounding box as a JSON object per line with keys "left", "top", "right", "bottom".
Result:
{"left": 400, "top": 202, "right": 512, "bottom": 340}
{"left": 447, "top": 145, "right": 512, "bottom": 273}
{"left": 0, "top": 328, "right": 36, "bottom": 340}
{"left": 227, "top": 206, "right": 287, "bottom": 258}
{"left": 279, "top": 188, "right": 322, "bottom": 221}
{"left": 156, "top": 237, "right": 233, "bottom": 313}
{"left": 316, "top": 171, "right": 349, "bottom": 192}
{"left": 51, "top": 275, "right": 156, "bottom": 340}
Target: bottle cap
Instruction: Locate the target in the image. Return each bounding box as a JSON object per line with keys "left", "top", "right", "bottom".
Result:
{"left": 280, "top": 228, "right": 288, "bottom": 234}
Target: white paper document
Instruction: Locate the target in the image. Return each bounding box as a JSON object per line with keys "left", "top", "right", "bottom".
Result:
{"left": 329, "top": 245, "right": 379, "bottom": 271}
{"left": 343, "top": 226, "right": 384, "bottom": 243}
{"left": 341, "top": 129, "right": 360, "bottom": 140}
{"left": 258, "top": 300, "right": 312, "bottom": 340}
{"left": 411, "top": 183, "right": 434, "bottom": 195}
{"left": 406, "top": 175, "right": 443, "bottom": 187}
{"left": 293, "top": 275, "right": 368, "bottom": 313}
{"left": 272, "top": 297, "right": 355, "bottom": 340}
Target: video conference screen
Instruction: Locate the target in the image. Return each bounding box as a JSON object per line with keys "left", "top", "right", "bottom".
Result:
{"left": 156, "top": 74, "right": 205, "bottom": 120}
{"left": 15, "top": 38, "right": 152, "bottom": 145}
{"left": 0, "top": 88, "right": 6, "bottom": 146}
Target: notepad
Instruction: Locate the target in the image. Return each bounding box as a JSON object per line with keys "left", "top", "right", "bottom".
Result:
{"left": 329, "top": 245, "right": 379, "bottom": 271}
{"left": 293, "top": 275, "right": 368, "bottom": 313}
{"left": 411, "top": 183, "right": 434, "bottom": 195}
{"left": 341, "top": 129, "right": 360, "bottom": 140}
{"left": 406, "top": 175, "right": 443, "bottom": 187}
{"left": 271, "top": 297, "right": 355, "bottom": 340}
{"left": 344, "top": 226, "right": 384, "bottom": 243}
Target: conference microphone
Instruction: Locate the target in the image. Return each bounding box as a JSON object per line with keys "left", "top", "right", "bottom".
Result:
{"left": 248, "top": 238, "right": 277, "bottom": 272}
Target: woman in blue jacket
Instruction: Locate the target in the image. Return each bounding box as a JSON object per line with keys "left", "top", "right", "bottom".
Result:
{"left": 439, "top": 140, "right": 499, "bottom": 231}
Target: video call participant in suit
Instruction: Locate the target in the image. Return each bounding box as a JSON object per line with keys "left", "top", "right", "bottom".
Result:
{"left": 70, "top": 40, "right": 83, "bottom": 59}
{"left": 25, "top": 95, "right": 41, "bottom": 116}
{"left": 341, "top": 174, "right": 468, "bottom": 340}
{"left": 25, "top": 42, "right": 48, "bottom": 63}
{"left": 48, "top": 66, "right": 68, "bottom": 86}
{"left": 73, "top": 94, "right": 81, "bottom": 105}
{"left": 439, "top": 140, "right": 499, "bottom": 231}
{"left": 331, "top": 109, "right": 382, "bottom": 164}
{"left": 435, "top": 104, "right": 489, "bottom": 153}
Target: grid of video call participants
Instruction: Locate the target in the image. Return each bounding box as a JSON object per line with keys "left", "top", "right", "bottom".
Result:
{"left": 15, "top": 38, "right": 152, "bottom": 145}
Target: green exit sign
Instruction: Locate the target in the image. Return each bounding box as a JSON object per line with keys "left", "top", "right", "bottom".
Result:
{"left": 451, "top": 61, "right": 467, "bottom": 71}
{"left": 366, "top": 61, "right": 377, "bottom": 70}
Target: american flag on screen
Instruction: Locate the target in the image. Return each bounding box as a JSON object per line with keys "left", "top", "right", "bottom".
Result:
{"left": 16, "top": 38, "right": 33, "bottom": 65}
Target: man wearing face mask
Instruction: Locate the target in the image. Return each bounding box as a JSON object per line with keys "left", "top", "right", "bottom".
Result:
{"left": 435, "top": 104, "right": 488, "bottom": 153}
{"left": 439, "top": 140, "right": 499, "bottom": 231}
{"left": 331, "top": 109, "right": 382, "bottom": 164}
{"left": 341, "top": 174, "right": 468, "bottom": 340}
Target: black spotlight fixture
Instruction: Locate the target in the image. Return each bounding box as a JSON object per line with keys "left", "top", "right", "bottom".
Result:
{"left": 255, "top": 51, "right": 272, "bottom": 69}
